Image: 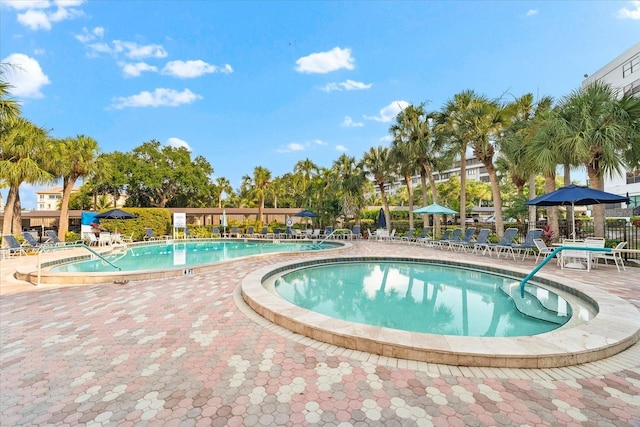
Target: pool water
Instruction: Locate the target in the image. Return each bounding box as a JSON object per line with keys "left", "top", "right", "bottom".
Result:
{"left": 52, "top": 240, "right": 339, "bottom": 273}
{"left": 274, "top": 261, "right": 573, "bottom": 337}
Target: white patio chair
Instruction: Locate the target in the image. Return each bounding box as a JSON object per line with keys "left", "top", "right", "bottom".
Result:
{"left": 593, "top": 241, "right": 627, "bottom": 272}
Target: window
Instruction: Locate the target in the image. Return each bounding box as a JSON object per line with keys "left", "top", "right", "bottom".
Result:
{"left": 624, "top": 78, "right": 640, "bottom": 96}
{"left": 622, "top": 55, "right": 639, "bottom": 78}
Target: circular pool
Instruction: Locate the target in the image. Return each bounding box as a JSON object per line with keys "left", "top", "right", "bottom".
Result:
{"left": 242, "top": 257, "right": 640, "bottom": 368}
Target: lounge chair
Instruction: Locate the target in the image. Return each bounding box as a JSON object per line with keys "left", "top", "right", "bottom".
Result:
{"left": 352, "top": 225, "right": 362, "bottom": 239}
{"left": 511, "top": 229, "right": 543, "bottom": 260}
{"left": 45, "top": 230, "right": 82, "bottom": 246}
{"left": 399, "top": 228, "right": 416, "bottom": 243}
{"left": 144, "top": 227, "right": 162, "bottom": 241}
{"left": 21, "top": 232, "right": 48, "bottom": 249}
{"left": 211, "top": 226, "right": 221, "bottom": 238}
{"left": 228, "top": 226, "right": 241, "bottom": 238}
{"left": 466, "top": 229, "right": 491, "bottom": 254}
{"left": 243, "top": 226, "right": 255, "bottom": 238}
{"left": 425, "top": 228, "right": 452, "bottom": 247}
{"left": 486, "top": 228, "right": 519, "bottom": 259}
{"left": 533, "top": 238, "right": 555, "bottom": 264}
{"left": 82, "top": 232, "right": 100, "bottom": 246}
{"left": 434, "top": 228, "right": 460, "bottom": 249}
{"left": 2, "top": 234, "right": 28, "bottom": 256}
{"left": 448, "top": 227, "right": 476, "bottom": 251}
{"left": 413, "top": 227, "right": 433, "bottom": 245}
{"left": 593, "top": 241, "right": 627, "bottom": 271}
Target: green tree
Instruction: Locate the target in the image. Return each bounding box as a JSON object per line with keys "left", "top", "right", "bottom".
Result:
{"left": 53, "top": 135, "right": 100, "bottom": 239}
{"left": 552, "top": 82, "right": 640, "bottom": 236}
{"left": 242, "top": 166, "right": 272, "bottom": 226}
{"left": 332, "top": 154, "right": 367, "bottom": 225}
{"left": 1, "top": 118, "right": 54, "bottom": 236}
{"left": 361, "top": 146, "right": 393, "bottom": 231}
{"left": 215, "top": 177, "right": 232, "bottom": 208}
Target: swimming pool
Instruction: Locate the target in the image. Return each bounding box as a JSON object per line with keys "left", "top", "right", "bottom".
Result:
{"left": 51, "top": 240, "right": 342, "bottom": 273}
{"left": 273, "top": 261, "right": 578, "bottom": 337}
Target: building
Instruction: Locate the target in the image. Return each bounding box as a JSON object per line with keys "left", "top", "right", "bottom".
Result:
{"left": 35, "top": 187, "right": 80, "bottom": 211}
{"left": 582, "top": 42, "right": 640, "bottom": 213}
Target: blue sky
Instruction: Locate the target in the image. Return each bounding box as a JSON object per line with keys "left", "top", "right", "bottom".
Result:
{"left": 2, "top": 0, "right": 640, "bottom": 210}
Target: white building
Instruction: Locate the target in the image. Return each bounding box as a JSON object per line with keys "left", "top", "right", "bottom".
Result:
{"left": 582, "top": 42, "right": 640, "bottom": 213}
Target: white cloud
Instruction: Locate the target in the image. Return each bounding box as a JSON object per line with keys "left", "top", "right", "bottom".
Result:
{"left": 277, "top": 142, "right": 307, "bottom": 153}
{"left": 342, "top": 116, "right": 364, "bottom": 127}
{"left": 617, "top": 1, "right": 640, "bottom": 19}
{"left": 364, "top": 100, "right": 409, "bottom": 123}
{"left": 110, "top": 88, "right": 202, "bottom": 109}
{"left": 313, "top": 139, "right": 327, "bottom": 146}
{"left": 320, "top": 79, "right": 372, "bottom": 92}
{"left": 75, "top": 26, "right": 104, "bottom": 43}
{"left": 5, "top": 0, "right": 85, "bottom": 30}
{"left": 166, "top": 137, "right": 192, "bottom": 151}
{"left": 2, "top": 53, "right": 51, "bottom": 98}
{"left": 118, "top": 61, "right": 158, "bottom": 78}
{"left": 379, "top": 135, "right": 392, "bottom": 143}
{"left": 295, "top": 47, "right": 355, "bottom": 74}
{"left": 335, "top": 145, "right": 348, "bottom": 152}
{"left": 162, "top": 60, "right": 233, "bottom": 78}
{"left": 113, "top": 41, "right": 168, "bottom": 60}
{"left": 526, "top": 9, "right": 538, "bottom": 16}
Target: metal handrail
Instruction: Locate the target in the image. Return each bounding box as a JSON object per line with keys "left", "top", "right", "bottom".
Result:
{"left": 316, "top": 228, "right": 352, "bottom": 245}
{"left": 36, "top": 243, "right": 121, "bottom": 285}
{"left": 519, "top": 246, "right": 611, "bottom": 297}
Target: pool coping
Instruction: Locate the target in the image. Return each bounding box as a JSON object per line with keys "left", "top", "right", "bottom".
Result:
{"left": 12, "top": 238, "right": 351, "bottom": 285}
{"left": 241, "top": 255, "right": 640, "bottom": 368}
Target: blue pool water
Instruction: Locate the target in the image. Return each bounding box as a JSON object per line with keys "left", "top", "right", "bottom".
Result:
{"left": 274, "top": 261, "right": 573, "bottom": 337}
{"left": 52, "top": 241, "right": 340, "bottom": 273}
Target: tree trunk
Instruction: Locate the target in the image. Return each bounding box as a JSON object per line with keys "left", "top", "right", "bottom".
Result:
{"left": 12, "top": 192, "right": 22, "bottom": 235}
{"left": 459, "top": 149, "right": 467, "bottom": 233}
{"left": 419, "top": 169, "right": 428, "bottom": 228}
{"left": 404, "top": 173, "right": 414, "bottom": 230}
{"left": 528, "top": 174, "right": 536, "bottom": 231}
{"left": 486, "top": 164, "right": 504, "bottom": 239}
{"left": 58, "top": 177, "right": 77, "bottom": 241}
{"left": 428, "top": 172, "right": 441, "bottom": 237}
{"left": 545, "top": 175, "right": 559, "bottom": 242}
{"left": 587, "top": 166, "right": 605, "bottom": 237}
{"left": 2, "top": 186, "right": 18, "bottom": 236}
{"left": 379, "top": 184, "right": 391, "bottom": 232}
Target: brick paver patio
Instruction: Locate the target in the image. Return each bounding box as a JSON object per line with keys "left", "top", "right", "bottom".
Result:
{"left": 1, "top": 240, "right": 639, "bottom": 426}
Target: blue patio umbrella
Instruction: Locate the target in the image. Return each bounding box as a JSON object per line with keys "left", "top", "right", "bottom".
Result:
{"left": 294, "top": 209, "right": 319, "bottom": 228}
{"left": 412, "top": 203, "right": 457, "bottom": 215}
{"left": 94, "top": 209, "right": 138, "bottom": 234}
{"left": 377, "top": 208, "right": 386, "bottom": 229}
{"left": 525, "top": 184, "right": 630, "bottom": 237}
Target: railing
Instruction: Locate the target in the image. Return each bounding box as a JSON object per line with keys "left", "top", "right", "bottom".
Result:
{"left": 316, "top": 228, "right": 352, "bottom": 245}
{"left": 518, "top": 246, "right": 612, "bottom": 297}
{"left": 36, "top": 243, "right": 121, "bottom": 285}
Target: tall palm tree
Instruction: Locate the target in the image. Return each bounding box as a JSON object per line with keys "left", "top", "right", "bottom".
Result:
{"left": 552, "top": 82, "right": 640, "bottom": 236}
{"left": 361, "top": 146, "right": 393, "bottom": 231}
{"left": 215, "top": 177, "right": 232, "bottom": 208}
{"left": 53, "top": 135, "right": 99, "bottom": 240}
{"left": 332, "top": 154, "right": 367, "bottom": 225}
{"left": 244, "top": 166, "right": 272, "bottom": 226}
{"left": 293, "top": 158, "right": 318, "bottom": 207}
{"left": 0, "top": 64, "right": 21, "bottom": 124}
{"left": 1, "top": 118, "right": 54, "bottom": 236}
{"left": 437, "top": 90, "right": 483, "bottom": 233}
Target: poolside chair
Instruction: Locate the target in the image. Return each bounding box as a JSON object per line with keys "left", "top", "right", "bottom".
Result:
{"left": 593, "top": 241, "right": 627, "bottom": 272}
{"left": 2, "top": 235, "right": 28, "bottom": 256}
{"left": 45, "top": 230, "right": 82, "bottom": 246}
{"left": 434, "top": 228, "right": 460, "bottom": 249}
{"left": 144, "top": 227, "right": 161, "bottom": 241}
{"left": 466, "top": 229, "right": 491, "bottom": 254}
{"left": 486, "top": 228, "right": 519, "bottom": 259}
{"left": 228, "top": 226, "right": 241, "bottom": 238}
{"left": 82, "top": 232, "right": 100, "bottom": 246}
{"left": 21, "top": 232, "right": 48, "bottom": 249}
{"left": 425, "top": 228, "right": 453, "bottom": 248}
{"left": 310, "top": 229, "right": 321, "bottom": 239}
{"left": 352, "top": 225, "right": 362, "bottom": 239}
{"left": 211, "top": 226, "right": 221, "bottom": 238}
{"left": 413, "top": 227, "right": 433, "bottom": 245}
{"left": 511, "top": 228, "right": 543, "bottom": 260}
{"left": 324, "top": 227, "right": 334, "bottom": 238}
{"left": 533, "top": 238, "right": 555, "bottom": 264}
{"left": 243, "top": 226, "right": 255, "bottom": 238}
{"left": 399, "top": 228, "right": 416, "bottom": 243}
{"left": 448, "top": 227, "right": 476, "bottom": 251}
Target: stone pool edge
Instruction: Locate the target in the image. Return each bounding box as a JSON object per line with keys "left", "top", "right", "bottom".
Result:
{"left": 240, "top": 256, "right": 640, "bottom": 369}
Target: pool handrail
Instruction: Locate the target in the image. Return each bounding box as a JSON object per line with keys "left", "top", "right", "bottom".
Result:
{"left": 35, "top": 243, "right": 121, "bottom": 285}
{"left": 316, "top": 228, "right": 352, "bottom": 245}
{"left": 519, "top": 246, "right": 611, "bottom": 297}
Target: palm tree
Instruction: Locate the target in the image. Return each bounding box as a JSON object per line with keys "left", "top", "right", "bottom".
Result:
{"left": 552, "top": 81, "right": 640, "bottom": 236}
{"left": 437, "top": 90, "right": 483, "bottom": 232}
{"left": 0, "top": 64, "right": 21, "bottom": 125}
{"left": 293, "top": 158, "right": 318, "bottom": 207}
{"left": 361, "top": 146, "right": 393, "bottom": 231}
{"left": 1, "top": 118, "right": 54, "bottom": 236}
{"left": 332, "top": 154, "right": 367, "bottom": 225}
{"left": 215, "top": 177, "right": 232, "bottom": 208}
{"left": 52, "top": 135, "right": 99, "bottom": 240}
{"left": 244, "top": 166, "right": 272, "bottom": 226}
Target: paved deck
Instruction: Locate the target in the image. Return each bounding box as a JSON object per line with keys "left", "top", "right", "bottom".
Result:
{"left": 1, "top": 240, "right": 639, "bottom": 426}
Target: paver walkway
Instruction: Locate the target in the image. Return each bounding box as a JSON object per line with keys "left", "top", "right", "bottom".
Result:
{"left": 1, "top": 240, "right": 639, "bottom": 426}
